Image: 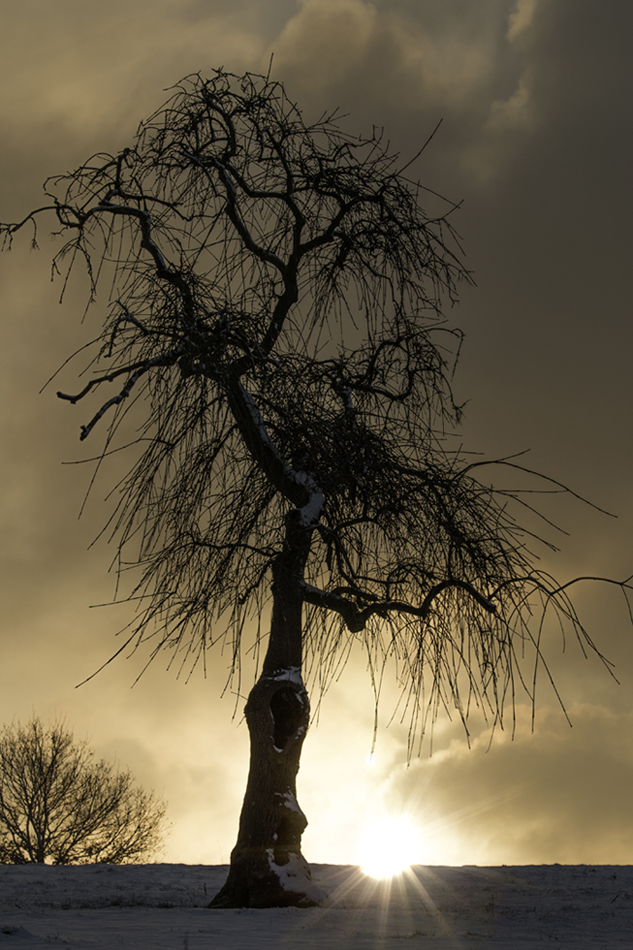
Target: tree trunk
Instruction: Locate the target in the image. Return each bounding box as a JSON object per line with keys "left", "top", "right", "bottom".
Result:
{"left": 209, "top": 511, "right": 325, "bottom": 908}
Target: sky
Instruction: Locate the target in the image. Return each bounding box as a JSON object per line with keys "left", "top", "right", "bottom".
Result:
{"left": 1, "top": 0, "right": 632, "bottom": 868}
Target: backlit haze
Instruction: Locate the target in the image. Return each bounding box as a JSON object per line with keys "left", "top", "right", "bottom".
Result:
{"left": 1, "top": 0, "right": 632, "bottom": 868}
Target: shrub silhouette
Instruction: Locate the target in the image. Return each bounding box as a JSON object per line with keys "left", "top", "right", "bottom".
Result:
{"left": 0, "top": 717, "right": 167, "bottom": 864}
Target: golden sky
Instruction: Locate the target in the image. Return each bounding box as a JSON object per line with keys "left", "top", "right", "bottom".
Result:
{"left": 1, "top": 0, "right": 632, "bottom": 866}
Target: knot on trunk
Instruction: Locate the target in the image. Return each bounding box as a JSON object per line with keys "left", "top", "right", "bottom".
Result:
{"left": 244, "top": 672, "right": 309, "bottom": 760}
{"left": 270, "top": 686, "right": 305, "bottom": 751}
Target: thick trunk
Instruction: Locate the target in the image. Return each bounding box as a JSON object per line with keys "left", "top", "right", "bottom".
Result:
{"left": 208, "top": 670, "right": 323, "bottom": 907}
{"left": 209, "top": 512, "right": 325, "bottom": 908}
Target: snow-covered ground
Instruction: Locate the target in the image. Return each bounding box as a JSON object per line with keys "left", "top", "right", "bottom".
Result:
{"left": 1, "top": 863, "right": 632, "bottom": 949}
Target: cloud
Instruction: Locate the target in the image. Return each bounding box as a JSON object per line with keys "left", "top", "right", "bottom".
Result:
{"left": 507, "top": 0, "right": 537, "bottom": 41}
{"left": 271, "top": 0, "right": 515, "bottom": 124}
{"left": 272, "top": 0, "right": 378, "bottom": 88}
{"left": 0, "top": 0, "right": 270, "bottom": 157}
{"left": 472, "top": 0, "right": 633, "bottom": 180}
{"left": 377, "top": 702, "right": 633, "bottom": 865}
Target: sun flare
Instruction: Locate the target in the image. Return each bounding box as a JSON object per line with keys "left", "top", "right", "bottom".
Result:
{"left": 358, "top": 814, "right": 420, "bottom": 879}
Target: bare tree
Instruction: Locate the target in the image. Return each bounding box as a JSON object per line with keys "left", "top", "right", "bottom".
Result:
{"left": 0, "top": 717, "right": 167, "bottom": 865}
{"left": 1, "top": 69, "right": 630, "bottom": 905}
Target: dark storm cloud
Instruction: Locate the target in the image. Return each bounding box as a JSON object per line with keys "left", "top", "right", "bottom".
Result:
{"left": 0, "top": 0, "right": 631, "bottom": 864}
{"left": 270, "top": 0, "right": 633, "bottom": 864}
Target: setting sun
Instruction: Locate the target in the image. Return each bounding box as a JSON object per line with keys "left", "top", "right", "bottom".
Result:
{"left": 358, "top": 815, "right": 420, "bottom": 879}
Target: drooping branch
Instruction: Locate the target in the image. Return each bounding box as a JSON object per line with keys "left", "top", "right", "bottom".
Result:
{"left": 56, "top": 350, "right": 182, "bottom": 406}
{"left": 57, "top": 349, "right": 183, "bottom": 440}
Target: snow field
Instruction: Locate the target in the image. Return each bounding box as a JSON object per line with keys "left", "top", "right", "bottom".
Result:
{"left": 1, "top": 862, "right": 633, "bottom": 948}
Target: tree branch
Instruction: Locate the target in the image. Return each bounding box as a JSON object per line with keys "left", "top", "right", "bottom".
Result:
{"left": 301, "top": 578, "right": 497, "bottom": 632}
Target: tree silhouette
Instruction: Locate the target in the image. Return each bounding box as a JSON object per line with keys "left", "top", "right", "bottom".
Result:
{"left": 2, "top": 69, "right": 630, "bottom": 905}
{"left": 0, "top": 717, "right": 167, "bottom": 865}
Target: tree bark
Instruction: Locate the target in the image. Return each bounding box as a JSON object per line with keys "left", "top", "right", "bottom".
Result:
{"left": 209, "top": 511, "right": 325, "bottom": 908}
